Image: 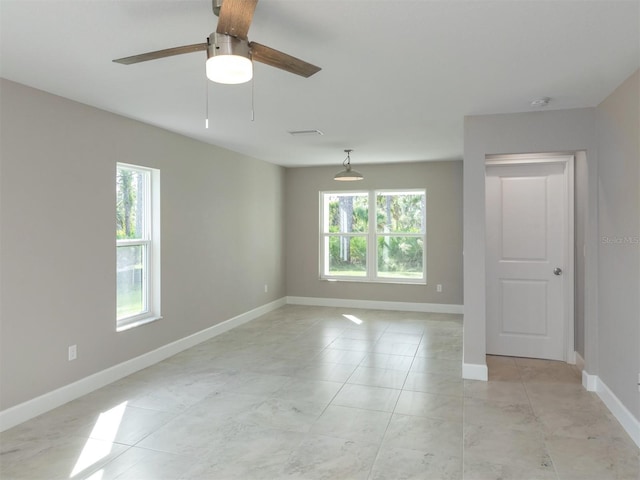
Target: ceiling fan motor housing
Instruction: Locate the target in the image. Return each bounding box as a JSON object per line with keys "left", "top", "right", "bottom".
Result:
{"left": 207, "top": 32, "right": 251, "bottom": 60}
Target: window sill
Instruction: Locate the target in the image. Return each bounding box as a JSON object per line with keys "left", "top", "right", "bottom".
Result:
{"left": 320, "top": 277, "right": 427, "bottom": 286}
{"left": 117, "top": 315, "right": 163, "bottom": 332}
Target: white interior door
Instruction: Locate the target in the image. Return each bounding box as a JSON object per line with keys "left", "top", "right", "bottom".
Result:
{"left": 486, "top": 159, "right": 571, "bottom": 361}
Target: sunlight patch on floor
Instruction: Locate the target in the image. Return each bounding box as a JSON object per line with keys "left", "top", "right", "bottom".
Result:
{"left": 342, "top": 314, "right": 363, "bottom": 325}
{"left": 83, "top": 469, "right": 104, "bottom": 480}
{"left": 70, "top": 401, "right": 127, "bottom": 478}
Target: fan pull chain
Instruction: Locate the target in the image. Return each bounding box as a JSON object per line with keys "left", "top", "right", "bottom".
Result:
{"left": 251, "top": 74, "right": 255, "bottom": 122}
{"left": 205, "top": 75, "right": 210, "bottom": 129}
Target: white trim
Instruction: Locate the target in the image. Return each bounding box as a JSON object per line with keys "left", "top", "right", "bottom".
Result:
{"left": 286, "top": 296, "right": 463, "bottom": 314}
{"left": 582, "top": 370, "right": 598, "bottom": 392}
{"left": 484, "top": 154, "right": 575, "bottom": 363}
{"left": 0, "top": 298, "right": 286, "bottom": 432}
{"left": 485, "top": 153, "right": 575, "bottom": 165}
{"left": 564, "top": 156, "right": 576, "bottom": 363}
{"left": 116, "top": 163, "right": 161, "bottom": 331}
{"left": 579, "top": 371, "right": 640, "bottom": 448}
{"left": 116, "top": 238, "right": 151, "bottom": 247}
{"left": 463, "top": 363, "right": 488, "bottom": 381}
{"left": 319, "top": 190, "right": 427, "bottom": 284}
{"left": 595, "top": 377, "right": 640, "bottom": 448}
{"left": 320, "top": 277, "right": 427, "bottom": 286}
{"left": 116, "top": 314, "right": 162, "bottom": 333}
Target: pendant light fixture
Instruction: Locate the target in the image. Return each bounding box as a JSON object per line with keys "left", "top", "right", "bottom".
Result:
{"left": 334, "top": 149, "right": 364, "bottom": 181}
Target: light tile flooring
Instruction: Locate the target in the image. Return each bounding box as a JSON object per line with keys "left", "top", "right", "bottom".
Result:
{"left": 1, "top": 306, "right": 638, "bottom": 479}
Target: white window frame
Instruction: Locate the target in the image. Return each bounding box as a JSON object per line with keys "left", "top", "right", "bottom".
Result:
{"left": 320, "top": 191, "right": 370, "bottom": 281}
{"left": 319, "top": 189, "right": 426, "bottom": 284}
{"left": 116, "top": 163, "right": 161, "bottom": 332}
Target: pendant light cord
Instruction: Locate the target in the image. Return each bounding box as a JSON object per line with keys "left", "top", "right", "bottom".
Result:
{"left": 344, "top": 150, "right": 351, "bottom": 167}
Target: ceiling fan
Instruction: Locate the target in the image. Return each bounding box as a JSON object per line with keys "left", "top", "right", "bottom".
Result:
{"left": 113, "top": 0, "right": 321, "bottom": 84}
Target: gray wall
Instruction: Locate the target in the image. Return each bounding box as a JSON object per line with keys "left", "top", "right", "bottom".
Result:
{"left": 464, "top": 69, "right": 639, "bottom": 421}
{"left": 463, "top": 108, "right": 599, "bottom": 371}
{"left": 284, "top": 162, "right": 463, "bottom": 306}
{"left": 0, "top": 80, "right": 286, "bottom": 410}
{"left": 595, "top": 70, "right": 639, "bottom": 419}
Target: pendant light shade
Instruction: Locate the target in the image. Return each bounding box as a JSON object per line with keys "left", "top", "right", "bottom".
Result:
{"left": 334, "top": 149, "right": 363, "bottom": 181}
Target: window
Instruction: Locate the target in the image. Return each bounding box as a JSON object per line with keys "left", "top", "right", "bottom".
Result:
{"left": 116, "top": 163, "right": 160, "bottom": 331}
{"left": 322, "top": 192, "right": 369, "bottom": 278}
{"left": 320, "top": 190, "right": 426, "bottom": 283}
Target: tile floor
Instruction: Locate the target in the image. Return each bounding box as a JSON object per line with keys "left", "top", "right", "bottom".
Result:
{"left": 1, "top": 306, "right": 638, "bottom": 479}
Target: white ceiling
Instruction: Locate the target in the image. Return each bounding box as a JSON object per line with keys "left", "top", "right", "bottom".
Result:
{"left": 1, "top": 0, "right": 638, "bottom": 167}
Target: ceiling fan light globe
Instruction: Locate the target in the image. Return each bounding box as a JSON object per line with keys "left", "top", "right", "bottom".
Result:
{"left": 206, "top": 55, "right": 253, "bottom": 84}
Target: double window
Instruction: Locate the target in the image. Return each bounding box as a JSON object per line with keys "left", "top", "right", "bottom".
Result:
{"left": 320, "top": 190, "right": 426, "bottom": 283}
{"left": 116, "top": 163, "right": 160, "bottom": 331}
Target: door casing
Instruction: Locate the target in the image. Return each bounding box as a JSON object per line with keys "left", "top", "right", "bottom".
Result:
{"left": 485, "top": 153, "right": 575, "bottom": 363}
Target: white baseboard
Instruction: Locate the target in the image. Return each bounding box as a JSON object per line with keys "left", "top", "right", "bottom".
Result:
{"left": 595, "top": 377, "right": 640, "bottom": 448}
{"left": 463, "top": 362, "right": 488, "bottom": 381}
{"left": 0, "top": 298, "right": 286, "bottom": 432}
{"left": 582, "top": 370, "right": 598, "bottom": 391}
{"left": 580, "top": 371, "right": 640, "bottom": 448}
{"left": 286, "top": 296, "right": 464, "bottom": 314}
{"left": 570, "top": 361, "right": 639, "bottom": 448}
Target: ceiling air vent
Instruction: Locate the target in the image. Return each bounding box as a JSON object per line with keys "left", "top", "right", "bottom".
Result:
{"left": 288, "top": 129, "right": 324, "bottom": 136}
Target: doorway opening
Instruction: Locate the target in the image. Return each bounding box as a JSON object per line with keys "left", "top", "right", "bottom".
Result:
{"left": 485, "top": 153, "right": 575, "bottom": 363}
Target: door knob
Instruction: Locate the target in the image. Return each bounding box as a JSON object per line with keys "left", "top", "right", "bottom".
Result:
{"left": 554, "top": 267, "right": 563, "bottom": 276}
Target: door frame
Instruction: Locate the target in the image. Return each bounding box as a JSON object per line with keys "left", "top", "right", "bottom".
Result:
{"left": 485, "top": 153, "right": 575, "bottom": 364}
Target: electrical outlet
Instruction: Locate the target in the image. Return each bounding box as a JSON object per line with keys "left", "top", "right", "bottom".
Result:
{"left": 436, "top": 284, "right": 443, "bottom": 293}
{"left": 264, "top": 284, "right": 268, "bottom": 293}
{"left": 68, "top": 345, "right": 77, "bottom": 361}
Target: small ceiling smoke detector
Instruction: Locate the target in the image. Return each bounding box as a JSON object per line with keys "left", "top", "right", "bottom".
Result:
{"left": 288, "top": 129, "right": 324, "bottom": 136}
{"left": 530, "top": 97, "right": 551, "bottom": 108}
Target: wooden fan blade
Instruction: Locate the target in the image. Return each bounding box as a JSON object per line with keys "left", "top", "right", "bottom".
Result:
{"left": 216, "top": 0, "right": 258, "bottom": 40}
{"left": 250, "top": 42, "right": 321, "bottom": 78}
{"left": 113, "top": 43, "right": 208, "bottom": 65}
